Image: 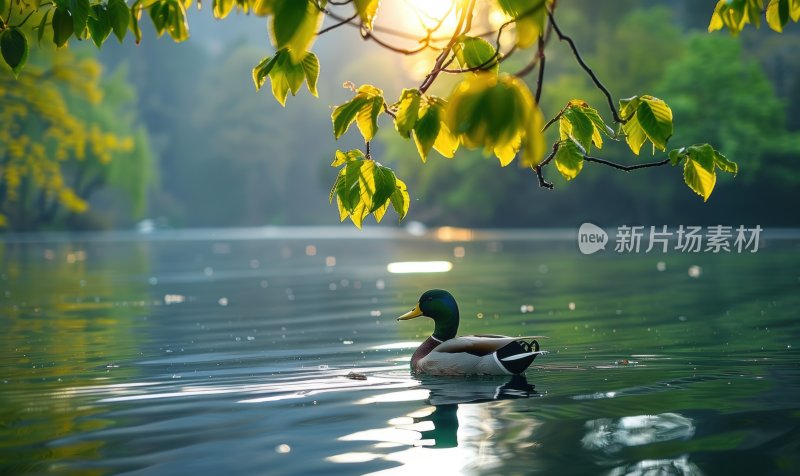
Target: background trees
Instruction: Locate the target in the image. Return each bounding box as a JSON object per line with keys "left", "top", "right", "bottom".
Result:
{"left": 1, "top": 0, "right": 799, "bottom": 231}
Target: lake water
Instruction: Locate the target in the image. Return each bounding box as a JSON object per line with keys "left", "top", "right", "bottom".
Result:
{"left": 1, "top": 228, "right": 798, "bottom": 475}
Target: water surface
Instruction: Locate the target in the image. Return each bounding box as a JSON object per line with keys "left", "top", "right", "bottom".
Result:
{"left": 1, "top": 229, "right": 798, "bottom": 475}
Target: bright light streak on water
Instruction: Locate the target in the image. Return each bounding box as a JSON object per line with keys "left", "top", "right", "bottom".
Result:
{"left": 386, "top": 261, "right": 453, "bottom": 274}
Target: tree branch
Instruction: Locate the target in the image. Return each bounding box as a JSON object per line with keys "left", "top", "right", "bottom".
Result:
{"left": 548, "top": 11, "right": 626, "bottom": 124}
{"left": 584, "top": 156, "right": 670, "bottom": 171}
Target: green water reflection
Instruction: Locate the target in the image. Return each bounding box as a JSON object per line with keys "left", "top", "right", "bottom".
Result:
{"left": 0, "top": 231, "right": 798, "bottom": 475}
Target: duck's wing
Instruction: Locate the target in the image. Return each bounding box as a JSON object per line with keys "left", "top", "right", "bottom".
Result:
{"left": 434, "top": 335, "right": 548, "bottom": 357}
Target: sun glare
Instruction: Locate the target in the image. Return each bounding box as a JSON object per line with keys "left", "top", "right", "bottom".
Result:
{"left": 400, "top": 0, "right": 460, "bottom": 37}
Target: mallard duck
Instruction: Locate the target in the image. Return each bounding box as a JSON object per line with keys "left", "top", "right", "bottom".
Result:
{"left": 397, "top": 289, "right": 546, "bottom": 375}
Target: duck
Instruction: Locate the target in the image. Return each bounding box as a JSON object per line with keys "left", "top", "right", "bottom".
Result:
{"left": 397, "top": 289, "right": 547, "bottom": 375}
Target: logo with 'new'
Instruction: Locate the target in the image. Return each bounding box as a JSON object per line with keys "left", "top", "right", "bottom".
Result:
{"left": 578, "top": 223, "right": 608, "bottom": 255}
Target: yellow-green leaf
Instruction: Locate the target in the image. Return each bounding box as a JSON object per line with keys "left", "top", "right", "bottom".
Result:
{"left": 560, "top": 107, "right": 594, "bottom": 153}
{"left": 301, "top": 51, "right": 319, "bottom": 96}
{"left": 684, "top": 156, "right": 717, "bottom": 201}
{"left": 332, "top": 96, "right": 370, "bottom": 139}
{"left": 390, "top": 177, "right": 409, "bottom": 220}
{"left": 636, "top": 96, "right": 673, "bottom": 151}
{"left": 356, "top": 96, "right": 383, "bottom": 141}
{"left": 353, "top": 0, "right": 380, "bottom": 30}
{"left": 395, "top": 88, "right": 421, "bottom": 137}
{"left": 497, "top": 0, "right": 546, "bottom": 47}
{"left": 520, "top": 102, "right": 545, "bottom": 167}
{"left": 454, "top": 36, "right": 498, "bottom": 73}
{"left": 213, "top": 0, "right": 235, "bottom": 19}
{"left": 620, "top": 95, "right": 673, "bottom": 155}
{"left": 413, "top": 102, "right": 441, "bottom": 162}
{"left": 554, "top": 140, "right": 584, "bottom": 180}
{"left": 446, "top": 73, "right": 534, "bottom": 161}
{"left": 433, "top": 119, "right": 460, "bottom": 158}
{"left": 270, "top": 0, "right": 321, "bottom": 62}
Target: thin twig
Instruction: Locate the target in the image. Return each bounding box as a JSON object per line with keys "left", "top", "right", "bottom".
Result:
{"left": 534, "top": 143, "right": 559, "bottom": 189}
{"left": 419, "top": 0, "right": 475, "bottom": 93}
{"left": 548, "top": 11, "right": 626, "bottom": 124}
{"left": 534, "top": 39, "right": 545, "bottom": 103}
{"left": 360, "top": 29, "right": 429, "bottom": 55}
{"left": 317, "top": 12, "right": 358, "bottom": 35}
{"left": 584, "top": 156, "right": 670, "bottom": 171}
{"left": 535, "top": 165, "right": 553, "bottom": 189}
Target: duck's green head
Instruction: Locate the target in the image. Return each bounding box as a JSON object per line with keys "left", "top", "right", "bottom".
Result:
{"left": 397, "top": 289, "right": 459, "bottom": 341}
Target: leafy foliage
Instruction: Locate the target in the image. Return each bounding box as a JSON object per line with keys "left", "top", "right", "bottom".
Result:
{"left": 709, "top": 0, "right": 800, "bottom": 34}
{"left": 332, "top": 84, "right": 384, "bottom": 141}
{"left": 1, "top": 0, "right": 794, "bottom": 228}
{"left": 669, "top": 144, "right": 737, "bottom": 201}
{"left": 252, "top": 47, "right": 319, "bottom": 106}
{"left": 329, "top": 150, "right": 409, "bottom": 228}
{"left": 619, "top": 95, "right": 673, "bottom": 155}
{"left": 0, "top": 50, "right": 153, "bottom": 229}
{"left": 445, "top": 73, "right": 544, "bottom": 167}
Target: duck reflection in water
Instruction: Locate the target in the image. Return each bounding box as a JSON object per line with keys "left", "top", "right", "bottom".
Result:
{"left": 413, "top": 374, "right": 538, "bottom": 449}
{"left": 330, "top": 374, "right": 541, "bottom": 473}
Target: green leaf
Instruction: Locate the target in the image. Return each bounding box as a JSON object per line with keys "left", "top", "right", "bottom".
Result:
{"left": 108, "top": 0, "right": 130, "bottom": 42}
{"left": 520, "top": 101, "right": 545, "bottom": 167}
{"left": 356, "top": 95, "right": 383, "bottom": 142}
{"left": 669, "top": 144, "right": 735, "bottom": 201}
{"left": 684, "top": 155, "right": 716, "bottom": 201}
{"left": 254, "top": 49, "right": 318, "bottom": 105}
{"left": 668, "top": 147, "right": 684, "bottom": 165}
{"left": 636, "top": 96, "right": 673, "bottom": 151}
{"left": 430, "top": 97, "right": 460, "bottom": 158}
{"left": 766, "top": 0, "right": 792, "bottom": 31}
{"left": 370, "top": 165, "right": 397, "bottom": 213}
{"left": 390, "top": 177, "right": 409, "bottom": 220}
{"left": 413, "top": 102, "right": 441, "bottom": 162}
{"left": 713, "top": 149, "right": 738, "bottom": 174}
{"left": 394, "top": 88, "right": 421, "bottom": 137}
{"left": 620, "top": 95, "right": 673, "bottom": 155}
{"left": 213, "top": 0, "right": 235, "bottom": 19}
{"left": 1, "top": 28, "right": 28, "bottom": 77}
{"left": 252, "top": 52, "right": 280, "bottom": 91}
{"left": 446, "top": 74, "right": 535, "bottom": 163}
{"left": 330, "top": 149, "right": 364, "bottom": 167}
{"left": 52, "top": 6, "right": 75, "bottom": 48}
{"left": 70, "top": 0, "right": 90, "bottom": 38}
{"left": 300, "top": 51, "right": 319, "bottom": 96}
{"left": 331, "top": 85, "right": 383, "bottom": 140}
{"left": 129, "top": 1, "right": 143, "bottom": 44}
{"left": 166, "top": 0, "right": 189, "bottom": 42}
{"left": 149, "top": 2, "right": 166, "bottom": 36}
{"left": 554, "top": 140, "right": 584, "bottom": 181}
{"left": 353, "top": 0, "right": 379, "bottom": 30}
{"left": 37, "top": 10, "right": 51, "bottom": 44}
{"left": 454, "top": 36, "right": 498, "bottom": 73}
{"left": 88, "top": 4, "right": 112, "bottom": 48}
{"left": 497, "top": 0, "right": 546, "bottom": 48}
{"left": 331, "top": 156, "right": 409, "bottom": 227}
{"left": 559, "top": 107, "right": 594, "bottom": 152}
{"left": 270, "top": 0, "right": 320, "bottom": 62}
{"left": 332, "top": 96, "right": 370, "bottom": 139}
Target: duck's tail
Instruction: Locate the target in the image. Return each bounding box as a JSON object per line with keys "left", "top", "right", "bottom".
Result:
{"left": 496, "top": 339, "right": 546, "bottom": 374}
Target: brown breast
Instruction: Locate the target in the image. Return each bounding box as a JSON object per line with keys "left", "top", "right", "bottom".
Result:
{"left": 411, "top": 336, "right": 441, "bottom": 371}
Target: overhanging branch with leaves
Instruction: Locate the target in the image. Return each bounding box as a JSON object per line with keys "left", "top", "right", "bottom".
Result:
{"left": 2, "top": 0, "right": 798, "bottom": 227}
